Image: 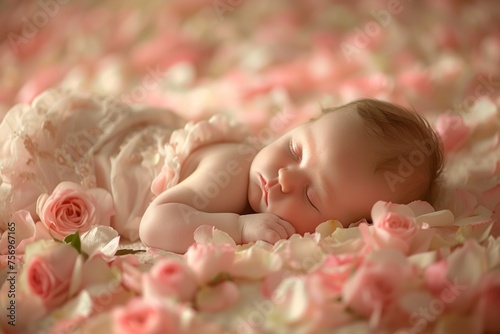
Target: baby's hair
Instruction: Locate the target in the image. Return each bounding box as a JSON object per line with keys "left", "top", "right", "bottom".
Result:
{"left": 322, "top": 98, "right": 444, "bottom": 205}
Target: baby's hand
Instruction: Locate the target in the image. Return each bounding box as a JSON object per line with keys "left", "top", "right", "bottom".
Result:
{"left": 239, "top": 214, "right": 295, "bottom": 244}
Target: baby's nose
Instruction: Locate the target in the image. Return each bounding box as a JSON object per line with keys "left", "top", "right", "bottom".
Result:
{"left": 278, "top": 167, "right": 303, "bottom": 193}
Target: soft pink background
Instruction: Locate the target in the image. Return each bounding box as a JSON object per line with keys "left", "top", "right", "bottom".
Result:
{"left": 1, "top": 0, "right": 499, "bottom": 129}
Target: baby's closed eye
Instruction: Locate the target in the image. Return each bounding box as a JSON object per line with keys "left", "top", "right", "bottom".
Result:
{"left": 289, "top": 139, "right": 302, "bottom": 161}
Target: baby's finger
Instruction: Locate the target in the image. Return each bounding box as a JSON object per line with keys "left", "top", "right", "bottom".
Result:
{"left": 277, "top": 219, "right": 296, "bottom": 237}
{"left": 269, "top": 223, "right": 288, "bottom": 240}
{"left": 262, "top": 230, "right": 281, "bottom": 244}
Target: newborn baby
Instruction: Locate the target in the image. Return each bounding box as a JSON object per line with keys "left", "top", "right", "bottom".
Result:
{"left": 140, "top": 98, "right": 444, "bottom": 253}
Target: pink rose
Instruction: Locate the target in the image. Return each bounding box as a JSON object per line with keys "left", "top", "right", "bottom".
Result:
{"left": 36, "top": 181, "right": 115, "bottom": 239}
{"left": 22, "top": 241, "right": 82, "bottom": 309}
{"left": 476, "top": 271, "right": 500, "bottom": 333}
{"left": 365, "top": 201, "right": 420, "bottom": 254}
{"left": 142, "top": 258, "right": 198, "bottom": 302}
{"left": 185, "top": 243, "right": 235, "bottom": 285}
{"left": 424, "top": 260, "right": 449, "bottom": 295}
{"left": 112, "top": 298, "right": 181, "bottom": 334}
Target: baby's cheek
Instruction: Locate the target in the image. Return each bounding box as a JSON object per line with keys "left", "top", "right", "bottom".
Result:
{"left": 327, "top": 185, "right": 367, "bottom": 224}
{"left": 354, "top": 187, "right": 385, "bottom": 216}
{"left": 275, "top": 205, "right": 315, "bottom": 234}
{"left": 247, "top": 182, "right": 261, "bottom": 213}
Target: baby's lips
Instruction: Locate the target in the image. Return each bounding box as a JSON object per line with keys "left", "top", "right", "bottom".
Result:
{"left": 266, "top": 178, "right": 279, "bottom": 189}
{"left": 264, "top": 178, "right": 281, "bottom": 207}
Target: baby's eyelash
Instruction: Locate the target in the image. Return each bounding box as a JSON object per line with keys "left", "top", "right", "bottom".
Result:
{"left": 305, "top": 187, "right": 319, "bottom": 211}
{"left": 289, "top": 140, "right": 301, "bottom": 161}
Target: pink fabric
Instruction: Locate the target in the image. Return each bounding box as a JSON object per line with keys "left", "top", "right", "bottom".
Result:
{"left": 0, "top": 89, "right": 185, "bottom": 241}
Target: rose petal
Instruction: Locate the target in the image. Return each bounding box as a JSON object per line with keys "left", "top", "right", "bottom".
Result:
{"left": 80, "top": 226, "right": 120, "bottom": 260}
{"left": 416, "top": 210, "right": 455, "bottom": 227}
{"left": 193, "top": 225, "right": 236, "bottom": 247}
{"left": 0, "top": 210, "right": 36, "bottom": 254}
{"left": 407, "top": 200, "right": 435, "bottom": 216}
{"left": 230, "top": 246, "right": 282, "bottom": 279}
{"left": 315, "top": 219, "right": 342, "bottom": 238}
{"left": 272, "top": 277, "right": 309, "bottom": 322}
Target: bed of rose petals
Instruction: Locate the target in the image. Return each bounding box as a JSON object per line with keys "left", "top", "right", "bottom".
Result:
{"left": 1, "top": 0, "right": 500, "bottom": 333}
{"left": 1, "top": 198, "right": 499, "bottom": 333}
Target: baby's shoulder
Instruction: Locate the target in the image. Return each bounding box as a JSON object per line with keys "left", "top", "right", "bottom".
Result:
{"left": 183, "top": 142, "right": 257, "bottom": 177}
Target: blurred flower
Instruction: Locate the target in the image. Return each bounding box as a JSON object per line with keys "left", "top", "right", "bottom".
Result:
{"left": 307, "top": 253, "right": 362, "bottom": 301}
{"left": 112, "top": 298, "right": 181, "bottom": 334}
{"left": 142, "top": 258, "right": 198, "bottom": 302}
{"left": 342, "top": 249, "right": 415, "bottom": 327}
{"left": 184, "top": 242, "right": 235, "bottom": 285}
{"left": 435, "top": 113, "right": 471, "bottom": 153}
{"left": 424, "top": 239, "right": 486, "bottom": 314}
{"left": 195, "top": 281, "right": 239, "bottom": 312}
{"left": 20, "top": 240, "right": 82, "bottom": 309}
{"left": 475, "top": 271, "right": 500, "bottom": 333}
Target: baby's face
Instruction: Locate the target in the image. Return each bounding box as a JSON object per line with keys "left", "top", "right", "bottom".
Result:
{"left": 248, "top": 108, "right": 396, "bottom": 234}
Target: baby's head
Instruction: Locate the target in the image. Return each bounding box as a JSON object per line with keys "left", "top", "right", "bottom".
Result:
{"left": 248, "top": 98, "right": 443, "bottom": 234}
{"left": 327, "top": 99, "right": 444, "bottom": 203}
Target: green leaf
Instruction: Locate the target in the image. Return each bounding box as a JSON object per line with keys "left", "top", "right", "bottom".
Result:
{"left": 115, "top": 249, "right": 146, "bottom": 256}
{"left": 64, "top": 231, "right": 81, "bottom": 253}
{"left": 209, "top": 271, "right": 232, "bottom": 285}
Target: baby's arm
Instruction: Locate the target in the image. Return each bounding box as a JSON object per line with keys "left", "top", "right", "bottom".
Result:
{"left": 140, "top": 202, "right": 241, "bottom": 253}
{"left": 139, "top": 143, "right": 294, "bottom": 253}
{"left": 140, "top": 203, "right": 293, "bottom": 253}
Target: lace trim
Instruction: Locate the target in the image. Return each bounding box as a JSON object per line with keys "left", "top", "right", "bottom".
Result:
{"left": 150, "top": 114, "right": 250, "bottom": 196}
